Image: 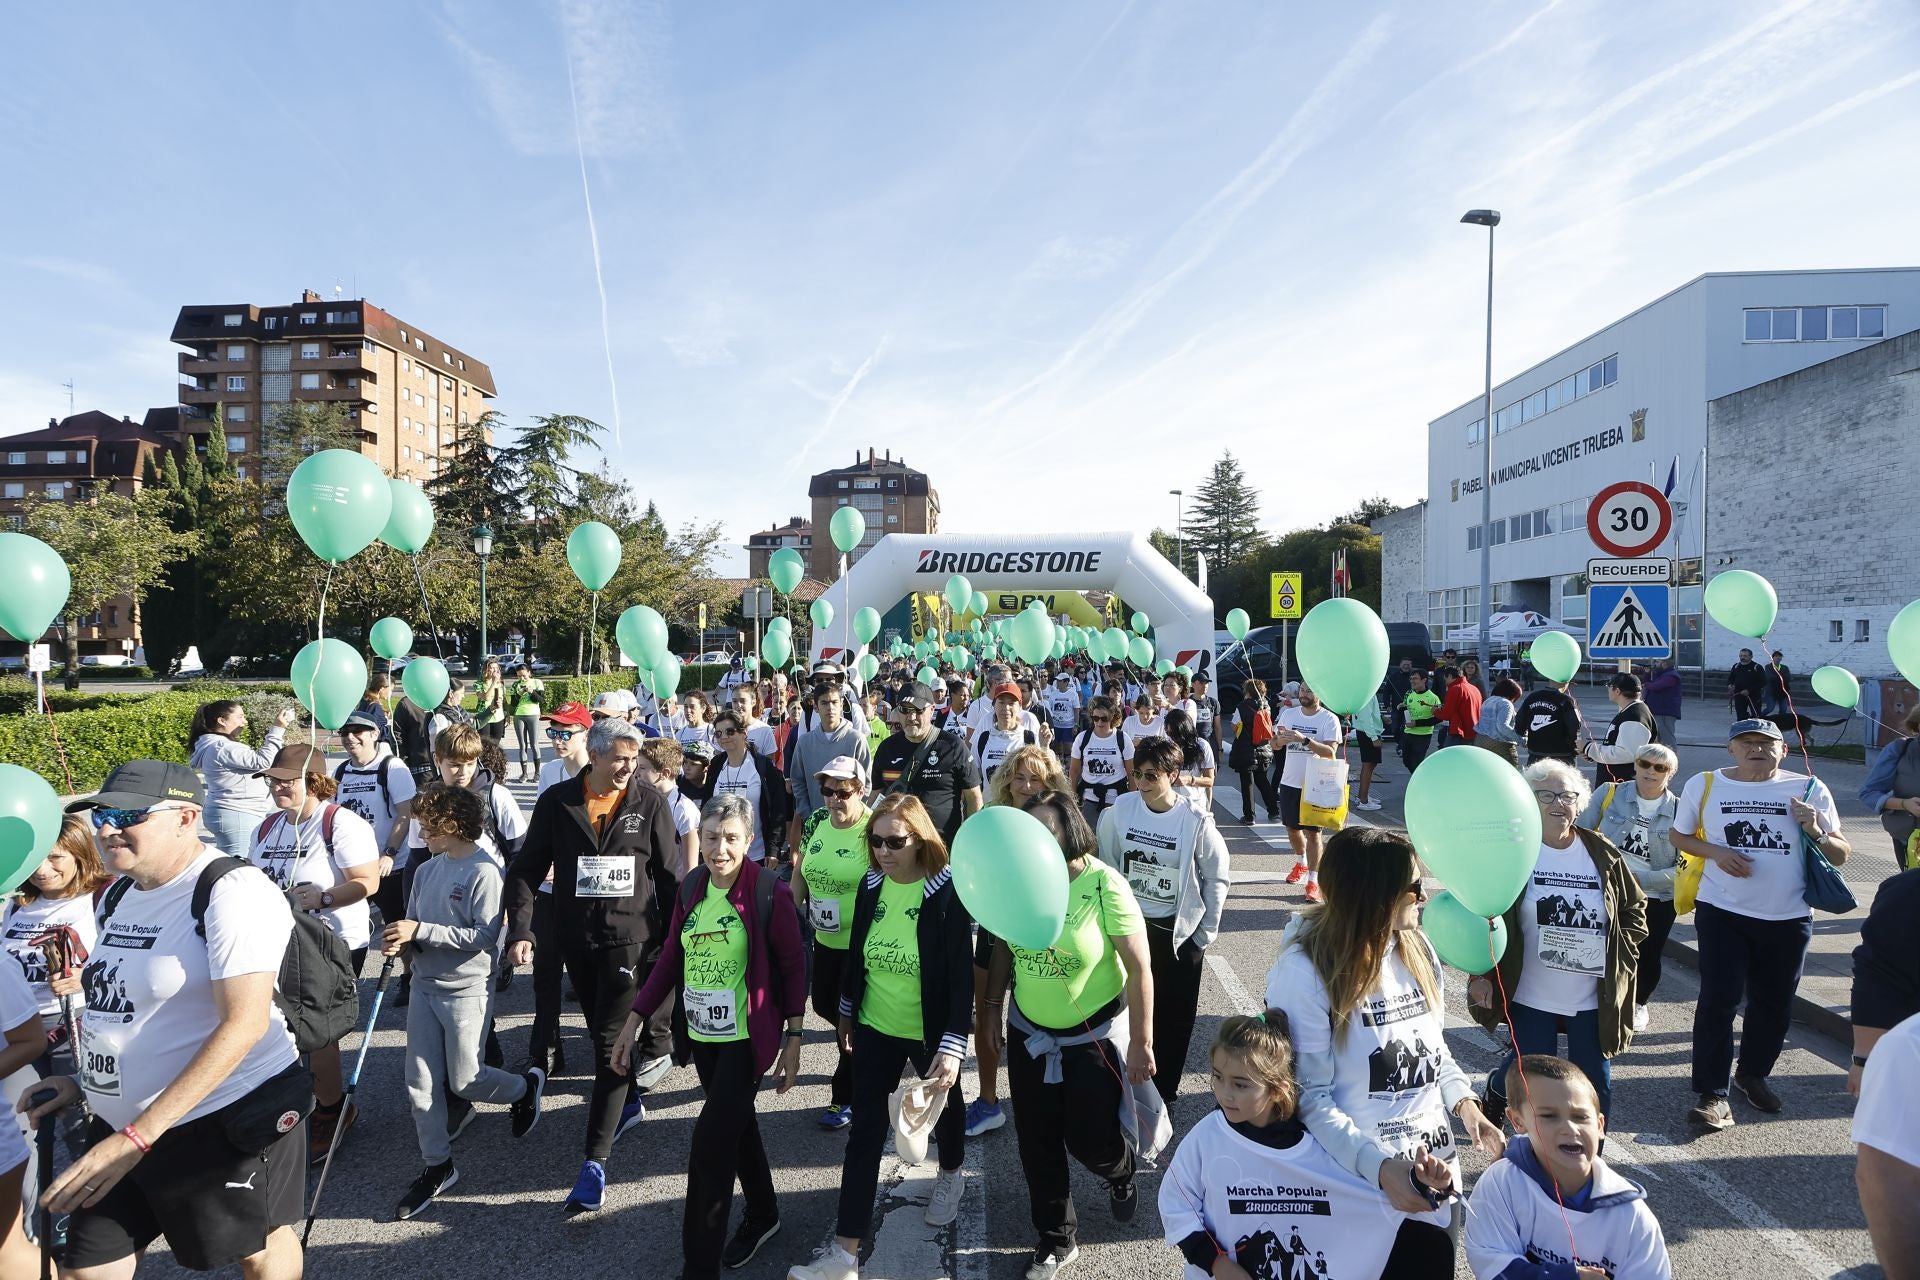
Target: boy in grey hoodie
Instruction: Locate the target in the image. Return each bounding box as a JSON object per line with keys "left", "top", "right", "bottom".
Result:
{"left": 384, "top": 784, "right": 546, "bottom": 1221}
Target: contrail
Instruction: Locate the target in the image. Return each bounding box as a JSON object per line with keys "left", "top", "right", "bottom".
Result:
{"left": 566, "top": 50, "right": 623, "bottom": 446}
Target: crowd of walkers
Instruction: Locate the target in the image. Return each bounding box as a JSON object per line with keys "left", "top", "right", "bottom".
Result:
{"left": 0, "top": 637, "right": 1912, "bottom": 1280}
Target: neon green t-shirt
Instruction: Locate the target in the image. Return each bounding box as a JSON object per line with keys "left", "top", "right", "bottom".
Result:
{"left": 1008, "top": 860, "right": 1143, "bottom": 1031}
{"left": 866, "top": 717, "right": 891, "bottom": 760}
{"left": 509, "top": 678, "right": 545, "bottom": 717}
{"left": 859, "top": 876, "right": 925, "bottom": 1041}
{"left": 1402, "top": 689, "right": 1441, "bottom": 736}
{"left": 681, "top": 880, "right": 749, "bottom": 1043}
{"left": 799, "top": 809, "right": 871, "bottom": 950}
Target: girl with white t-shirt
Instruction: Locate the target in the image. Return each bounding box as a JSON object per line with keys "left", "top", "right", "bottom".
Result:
{"left": 1122, "top": 691, "right": 1164, "bottom": 741}
{"left": 2, "top": 815, "right": 107, "bottom": 1032}
{"left": 1273, "top": 685, "right": 1343, "bottom": 902}
{"left": 1266, "top": 826, "right": 1503, "bottom": 1274}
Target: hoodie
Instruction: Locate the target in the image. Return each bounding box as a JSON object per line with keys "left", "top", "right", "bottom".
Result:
{"left": 1464, "top": 1136, "right": 1670, "bottom": 1279}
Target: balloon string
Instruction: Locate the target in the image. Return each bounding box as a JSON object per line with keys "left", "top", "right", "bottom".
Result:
{"left": 411, "top": 554, "right": 445, "bottom": 660}
{"left": 1487, "top": 927, "right": 1581, "bottom": 1264}
{"left": 586, "top": 591, "right": 599, "bottom": 705}
{"left": 37, "top": 686, "right": 75, "bottom": 797}
{"left": 294, "top": 562, "right": 338, "bottom": 862}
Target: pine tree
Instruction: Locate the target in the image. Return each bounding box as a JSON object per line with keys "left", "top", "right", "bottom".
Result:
{"left": 1182, "top": 451, "right": 1265, "bottom": 571}
{"left": 511, "top": 413, "right": 603, "bottom": 543}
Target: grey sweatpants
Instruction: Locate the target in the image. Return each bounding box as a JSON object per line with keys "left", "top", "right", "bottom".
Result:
{"left": 407, "top": 985, "right": 525, "bottom": 1165}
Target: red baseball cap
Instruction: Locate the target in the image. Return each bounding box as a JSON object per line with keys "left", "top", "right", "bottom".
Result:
{"left": 990, "top": 682, "right": 1022, "bottom": 703}
{"left": 542, "top": 701, "right": 593, "bottom": 730}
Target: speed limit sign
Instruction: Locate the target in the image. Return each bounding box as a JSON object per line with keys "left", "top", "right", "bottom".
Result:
{"left": 1587, "top": 481, "right": 1672, "bottom": 558}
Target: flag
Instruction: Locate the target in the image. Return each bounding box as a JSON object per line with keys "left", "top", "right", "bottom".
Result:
{"left": 1332, "top": 548, "right": 1351, "bottom": 597}
{"left": 1663, "top": 455, "right": 1678, "bottom": 497}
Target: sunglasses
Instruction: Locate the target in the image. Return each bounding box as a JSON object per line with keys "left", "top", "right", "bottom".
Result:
{"left": 899, "top": 702, "right": 930, "bottom": 714}
{"left": 89, "top": 805, "right": 172, "bottom": 831}
{"left": 1089, "top": 715, "right": 1112, "bottom": 724}
{"left": 821, "top": 785, "right": 860, "bottom": 800}
{"left": 545, "top": 728, "right": 578, "bottom": 741}
{"left": 715, "top": 726, "right": 741, "bottom": 737}
{"left": 1406, "top": 880, "right": 1429, "bottom": 903}
{"left": 868, "top": 833, "right": 913, "bottom": 851}
{"left": 1636, "top": 761, "right": 1672, "bottom": 773}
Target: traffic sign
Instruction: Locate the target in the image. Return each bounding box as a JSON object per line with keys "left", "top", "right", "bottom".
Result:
{"left": 1270, "top": 572, "right": 1302, "bottom": 620}
{"left": 1586, "top": 557, "right": 1671, "bottom": 585}
{"left": 1588, "top": 583, "right": 1671, "bottom": 659}
{"left": 25, "top": 645, "right": 48, "bottom": 674}
{"left": 1587, "top": 482, "right": 1672, "bottom": 558}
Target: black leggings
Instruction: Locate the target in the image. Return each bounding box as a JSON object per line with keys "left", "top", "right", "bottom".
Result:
{"left": 1238, "top": 747, "right": 1279, "bottom": 818}
{"left": 1381, "top": 1218, "right": 1454, "bottom": 1277}
{"left": 809, "top": 942, "right": 854, "bottom": 1108}
{"left": 1144, "top": 917, "right": 1203, "bottom": 1105}
{"left": 529, "top": 892, "right": 563, "bottom": 1056}
{"left": 1636, "top": 896, "right": 1678, "bottom": 1004}
{"left": 836, "top": 1024, "right": 965, "bottom": 1239}
{"left": 684, "top": 1040, "right": 776, "bottom": 1280}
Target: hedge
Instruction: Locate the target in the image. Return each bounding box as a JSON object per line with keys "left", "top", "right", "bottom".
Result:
{"left": 0, "top": 682, "right": 300, "bottom": 794}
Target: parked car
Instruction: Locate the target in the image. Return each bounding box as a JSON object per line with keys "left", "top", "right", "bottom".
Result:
{"left": 695, "top": 650, "right": 733, "bottom": 665}
{"left": 527, "top": 656, "right": 558, "bottom": 675}
{"left": 1215, "top": 622, "right": 1432, "bottom": 725}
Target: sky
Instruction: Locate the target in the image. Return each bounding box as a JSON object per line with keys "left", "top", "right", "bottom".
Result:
{"left": 3, "top": 1, "right": 1917, "bottom": 575}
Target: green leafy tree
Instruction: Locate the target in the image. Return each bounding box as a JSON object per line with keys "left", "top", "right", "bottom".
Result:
{"left": 1331, "top": 496, "right": 1400, "bottom": 527}
{"left": 511, "top": 414, "right": 603, "bottom": 540}
{"left": 1182, "top": 451, "right": 1265, "bottom": 572}
{"left": 427, "top": 411, "right": 518, "bottom": 536}
{"left": 141, "top": 441, "right": 235, "bottom": 676}
{"left": 1219, "top": 521, "right": 1382, "bottom": 621}
{"left": 258, "top": 401, "right": 362, "bottom": 498}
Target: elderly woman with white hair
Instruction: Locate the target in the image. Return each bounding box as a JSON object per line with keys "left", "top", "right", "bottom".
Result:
{"left": 1466, "top": 758, "right": 1648, "bottom": 1120}
{"left": 1582, "top": 742, "right": 1683, "bottom": 1033}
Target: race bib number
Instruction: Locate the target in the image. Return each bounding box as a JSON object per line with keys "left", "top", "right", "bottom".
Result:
{"left": 1377, "top": 1106, "right": 1456, "bottom": 1162}
{"left": 1124, "top": 853, "right": 1176, "bottom": 906}
{"left": 683, "top": 986, "right": 738, "bottom": 1038}
{"left": 809, "top": 895, "right": 842, "bottom": 933}
{"left": 576, "top": 855, "right": 636, "bottom": 898}
{"left": 80, "top": 1022, "right": 121, "bottom": 1097}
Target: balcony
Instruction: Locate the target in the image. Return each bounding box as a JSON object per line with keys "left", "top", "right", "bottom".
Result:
{"left": 293, "top": 381, "right": 371, "bottom": 404}
{"left": 290, "top": 352, "right": 375, "bottom": 375}
{"left": 178, "top": 384, "right": 227, "bottom": 405}
{"left": 178, "top": 353, "right": 239, "bottom": 375}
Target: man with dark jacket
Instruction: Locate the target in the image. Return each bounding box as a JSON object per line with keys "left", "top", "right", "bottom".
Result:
{"left": 1644, "top": 658, "right": 1684, "bottom": 747}
{"left": 1727, "top": 648, "right": 1766, "bottom": 720}
{"left": 505, "top": 717, "right": 680, "bottom": 1217}
{"left": 1515, "top": 677, "right": 1584, "bottom": 766}
{"left": 1584, "top": 673, "right": 1659, "bottom": 785}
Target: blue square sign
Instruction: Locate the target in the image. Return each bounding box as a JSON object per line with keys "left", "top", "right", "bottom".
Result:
{"left": 1588, "top": 584, "right": 1671, "bottom": 659}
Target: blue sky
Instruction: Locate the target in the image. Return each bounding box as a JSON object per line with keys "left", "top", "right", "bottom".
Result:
{"left": 4, "top": 1, "right": 1917, "bottom": 574}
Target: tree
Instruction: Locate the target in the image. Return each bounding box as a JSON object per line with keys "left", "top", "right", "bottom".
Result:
{"left": 1331, "top": 496, "right": 1401, "bottom": 528}
{"left": 1147, "top": 528, "right": 1192, "bottom": 580}
{"left": 141, "top": 441, "right": 236, "bottom": 677}
{"left": 426, "top": 411, "right": 519, "bottom": 536}
{"left": 1182, "top": 452, "right": 1265, "bottom": 572}
{"left": 16, "top": 491, "right": 199, "bottom": 687}
{"left": 1217, "top": 520, "right": 1382, "bottom": 622}
{"left": 258, "top": 401, "right": 362, "bottom": 498}
{"left": 511, "top": 414, "right": 603, "bottom": 540}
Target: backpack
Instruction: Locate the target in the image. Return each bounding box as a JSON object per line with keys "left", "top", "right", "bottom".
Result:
{"left": 1073, "top": 727, "right": 1130, "bottom": 800}
{"left": 334, "top": 756, "right": 398, "bottom": 819}
{"left": 678, "top": 864, "right": 779, "bottom": 938}
{"left": 1250, "top": 708, "right": 1275, "bottom": 747}
{"left": 99, "top": 854, "right": 360, "bottom": 1054}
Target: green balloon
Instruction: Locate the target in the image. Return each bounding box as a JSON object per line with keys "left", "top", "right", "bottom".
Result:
{"left": 369, "top": 617, "right": 414, "bottom": 661}
{"left": 1296, "top": 598, "right": 1389, "bottom": 715}
{"left": 617, "top": 606, "right": 670, "bottom": 670}
{"left": 916, "top": 664, "right": 937, "bottom": 686}
{"left": 1404, "top": 744, "right": 1542, "bottom": 917}
{"left": 286, "top": 448, "right": 392, "bottom": 563}
{"left": 761, "top": 631, "right": 792, "bottom": 669}
{"left": 0, "top": 532, "right": 70, "bottom": 643}
{"left": 1810, "top": 664, "right": 1860, "bottom": 709}
{"left": 1127, "top": 635, "right": 1154, "bottom": 667}
{"left": 1102, "top": 627, "right": 1129, "bottom": 661}
{"left": 1154, "top": 659, "right": 1174, "bottom": 677}
{"left": 1703, "top": 570, "right": 1777, "bottom": 639}
{"left": 0, "top": 763, "right": 62, "bottom": 896}
{"left": 1422, "top": 890, "right": 1508, "bottom": 973}
{"left": 950, "top": 806, "right": 1069, "bottom": 949}
{"left": 944, "top": 575, "right": 973, "bottom": 616}
{"left": 1225, "top": 608, "right": 1250, "bottom": 642}
{"left": 856, "top": 653, "right": 880, "bottom": 682}
{"left": 853, "top": 607, "right": 882, "bottom": 644}
{"left": 1010, "top": 611, "right": 1056, "bottom": 665}
{"left": 651, "top": 653, "right": 683, "bottom": 698}
{"left": 1131, "top": 612, "right": 1149, "bottom": 634}
{"left": 768, "top": 547, "right": 806, "bottom": 595}
{"left": 379, "top": 479, "right": 436, "bottom": 555}
{"left": 1528, "top": 631, "right": 1581, "bottom": 684}
{"left": 292, "top": 638, "right": 369, "bottom": 730}
{"left": 768, "top": 615, "right": 793, "bottom": 635}
{"left": 741, "top": 656, "right": 760, "bottom": 675}
{"left": 971, "top": 591, "right": 990, "bottom": 619}
{"left": 810, "top": 598, "right": 835, "bottom": 630}
{"left": 401, "top": 656, "right": 450, "bottom": 711}
{"left": 1889, "top": 600, "right": 1920, "bottom": 687}
{"left": 829, "top": 506, "right": 866, "bottom": 554}
{"left": 566, "top": 521, "right": 623, "bottom": 592}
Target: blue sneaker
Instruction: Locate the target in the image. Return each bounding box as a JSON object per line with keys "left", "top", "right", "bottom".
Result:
{"left": 612, "top": 1100, "right": 645, "bottom": 1147}
{"left": 563, "top": 1159, "right": 605, "bottom": 1217}
{"left": 964, "top": 1100, "right": 1006, "bottom": 1136}
{"left": 815, "top": 1104, "right": 852, "bottom": 1131}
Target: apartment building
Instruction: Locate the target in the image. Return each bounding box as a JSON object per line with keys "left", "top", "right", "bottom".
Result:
{"left": 807, "top": 449, "right": 938, "bottom": 580}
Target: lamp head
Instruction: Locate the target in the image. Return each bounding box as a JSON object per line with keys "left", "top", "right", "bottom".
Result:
{"left": 1461, "top": 209, "right": 1502, "bottom": 227}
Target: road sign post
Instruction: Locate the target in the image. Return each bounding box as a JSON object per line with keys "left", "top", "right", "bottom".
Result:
{"left": 1270, "top": 572, "right": 1301, "bottom": 685}
{"left": 1587, "top": 482, "right": 1673, "bottom": 559}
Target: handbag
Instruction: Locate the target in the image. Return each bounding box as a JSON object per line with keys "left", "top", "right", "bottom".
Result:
{"left": 216, "top": 1059, "right": 315, "bottom": 1156}
{"left": 1227, "top": 722, "right": 1253, "bottom": 772}
{"left": 1298, "top": 755, "right": 1349, "bottom": 829}
{"left": 1674, "top": 771, "right": 1714, "bottom": 916}
{"left": 1798, "top": 779, "right": 1856, "bottom": 914}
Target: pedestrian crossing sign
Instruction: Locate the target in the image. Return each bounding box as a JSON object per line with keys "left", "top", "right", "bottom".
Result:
{"left": 1588, "top": 583, "right": 1671, "bottom": 659}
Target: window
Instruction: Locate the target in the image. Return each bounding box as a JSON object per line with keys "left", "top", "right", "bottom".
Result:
{"left": 415, "top": 338, "right": 425, "bottom": 351}
{"left": 1468, "top": 354, "right": 1618, "bottom": 442}
{"left": 887, "top": 494, "right": 899, "bottom": 505}
{"left": 837, "top": 497, "right": 849, "bottom": 506}
{"left": 43, "top": 483, "right": 63, "bottom": 498}
{"left": 442, "top": 352, "right": 452, "bottom": 365}
{"left": 1744, "top": 305, "right": 1886, "bottom": 342}
{"left": 227, "top": 345, "right": 247, "bottom": 361}
{"left": 323, "top": 310, "right": 357, "bottom": 324}
{"left": 363, "top": 340, "right": 377, "bottom": 354}
{"left": 263, "top": 316, "right": 280, "bottom": 331}
{"left": 1676, "top": 557, "right": 1703, "bottom": 586}
{"left": 837, "top": 480, "right": 849, "bottom": 489}
{"left": 1857, "top": 619, "right": 1871, "bottom": 643}
{"left": 226, "top": 405, "right": 246, "bottom": 421}
{"left": 73, "top": 449, "right": 86, "bottom": 464}
{"left": 403, "top": 446, "right": 413, "bottom": 460}
{"left": 235, "top": 466, "right": 248, "bottom": 481}
{"left": 45, "top": 450, "right": 67, "bottom": 465}
{"left": 300, "top": 342, "right": 321, "bottom": 359}
{"left": 226, "top": 435, "right": 246, "bottom": 453}
{"left": 2, "top": 484, "right": 21, "bottom": 499}
{"left": 223, "top": 314, "right": 242, "bottom": 327}
{"left": 1829, "top": 620, "right": 1845, "bottom": 643}
{"left": 887, "top": 515, "right": 899, "bottom": 524}
{"left": 399, "top": 330, "right": 409, "bottom": 344}
{"left": 299, "top": 312, "right": 317, "bottom": 326}
{"left": 226, "top": 375, "right": 247, "bottom": 391}
{"left": 3, "top": 452, "right": 20, "bottom": 465}
{"left": 853, "top": 478, "right": 880, "bottom": 489}
{"left": 1801, "top": 307, "right": 1827, "bottom": 340}
{"left": 299, "top": 373, "right": 320, "bottom": 390}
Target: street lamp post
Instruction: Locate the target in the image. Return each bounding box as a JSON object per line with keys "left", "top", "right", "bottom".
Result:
{"left": 472, "top": 523, "right": 494, "bottom": 668}
{"left": 1461, "top": 208, "right": 1501, "bottom": 677}
{"left": 1169, "top": 489, "right": 1184, "bottom": 575}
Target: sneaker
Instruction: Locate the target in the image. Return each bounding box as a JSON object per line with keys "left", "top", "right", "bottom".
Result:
{"left": 308, "top": 1100, "right": 354, "bottom": 1167}
{"left": 396, "top": 1161, "right": 459, "bottom": 1220}
{"left": 495, "top": 965, "right": 514, "bottom": 993}
{"left": 1733, "top": 1074, "right": 1783, "bottom": 1114}
{"left": 1687, "top": 1093, "right": 1734, "bottom": 1131}
{"left": 926, "top": 1167, "right": 964, "bottom": 1226}
{"left": 963, "top": 1099, "right": 1006, "bottom": 1136}
{"left": 612, "top": 1099, "right": 646, "bottom": 1146}
{"left": 447, "top": 1095, "right": 476, "bottom": 1141}
{"left": 787, "top": 1244, "right": 860, "bottom": 1280}
{"left": 511, "top": 1067, "right": 546, "bottom": 1138}
{"left": 563, "top": 1159, "right": 606, "bottom": 1216}
{"left": 1631, "top": 1004, "right": 1650, "bottom": 1033}
{"left": 1284, "top": 863, "right": 1308, "bottom": 885}
{"left": 1304, "top": 882, "right": 1323, "bottom": 905}
{"left": 722, "top": 1215, "right": 780, "bottom": 1269}
{"left": 394, "top": 972, "right": 411, "bottom": 1008}
{"left": 1109, "top": 1178, "right": 1137, "bottom": 1222}
{"left": 633, "top": 1054, "right": 674, "bottom": 1094}
{"left": 1239, "top": 812, "right": 1254, "bottom": 825}
{"left": 1024, "top": 1245, "right": 1079, "bottom": 1280}
{"left": 1355, "top": 799, "right": 1383, "bottom": 812}
{"left": 816, "top": 1104, "right": 852, "bottom": 1131}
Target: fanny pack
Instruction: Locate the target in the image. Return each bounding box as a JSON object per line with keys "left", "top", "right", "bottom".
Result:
{"left": 216, "top": 1060, "right": 315, "bottom": 1156}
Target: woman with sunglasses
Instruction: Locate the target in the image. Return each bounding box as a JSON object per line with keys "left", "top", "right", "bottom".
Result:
{"left": 709, "top": 707, "right": 793, "bottom": 865}
{"left": 787, "top": 794, "right": 974, "bottom": 1280}
{"left": 1264, "top": 826, "right": 1503, "bottom": 1275}
{"left": 1581, "top": 743, "right": 1682, "bottom": 1033}
{"left": 523, "top": 702, "right": 596, "bottom": 1073}
{"left": 1467, "top": 759, "right": 1648, "bottom": 1121}
{"left": 793, "top": 758, "right": 874, "bottom": 1131}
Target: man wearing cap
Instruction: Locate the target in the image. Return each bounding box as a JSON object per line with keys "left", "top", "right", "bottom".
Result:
{"left": 786, "top": 671, "right": 873, "bottom": 853}
{"left": 538, "top": 702, "right": 595, "bottom": 796}
{"left": 1043, "top": 670, "right": 1082, "bottom": 764}
{"left": 1189, "top": 672, "right": 1222, "bottom": 767}
{"left": 717, "top": 654, "right": 751, "bottom": 707}
{"left": 592, "top": 690, "right": 658, "bottom": 737}
{"left": 872, "top": 682, "right": 984, "bottom": 847}
{"left": 334, "top": 713, "right": 418, "bottom": 960}
{"left": 805, "top": 661, "right": 869, "bottom": 740}
{"left": 1671, "top": 718, "right": 1851, "bottom": 1130}
{"left": 33, "top": 761, "right": 304, "bottom": 1279}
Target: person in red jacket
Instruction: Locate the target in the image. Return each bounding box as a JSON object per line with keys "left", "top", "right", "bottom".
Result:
{"left": 1437, "top": 665, "right": 1483, "bottom": 747}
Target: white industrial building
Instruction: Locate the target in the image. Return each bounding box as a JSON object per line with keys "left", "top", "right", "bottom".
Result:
{"left": 1381, "top": 267, "right": 1920, "bottom": 674}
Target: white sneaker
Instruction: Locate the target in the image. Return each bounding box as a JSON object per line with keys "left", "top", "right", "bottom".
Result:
{"left": 788, "top": 1244, "right": 859, "bottom": 1280}
{"left": 1355, "top": 799, "right": 1383, "bottom": 811}
{"left": 1632, "top": 1004, "right": 1650, "bottom": 1033}
{"left": 925, "top": 1167, "right": 964, "bottom": 1226}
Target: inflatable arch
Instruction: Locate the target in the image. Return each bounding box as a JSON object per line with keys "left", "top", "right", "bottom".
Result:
{"left": 809, "top": 532, "right": 1216, "bottom": 675}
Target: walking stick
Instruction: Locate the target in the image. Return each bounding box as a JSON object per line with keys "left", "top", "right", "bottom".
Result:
{"left": 303, "top": 956, "right": 397, "bottom": 1246}
{"left": 29, "top": 928, "right": 91, "bottom": 1125}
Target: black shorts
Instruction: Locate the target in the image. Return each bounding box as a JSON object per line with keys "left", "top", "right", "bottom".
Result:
{"left": 1354, "top": 731, "right": 1382, "bottom": 765}
{"left": 1279, "top": 784, "right": 1324, "bottom": 831}
{"left": 973, "top": 924, "right": 1000, "bottom": 970}
{"left": 65, "top": 1106, "right": 304, "bottom": 1271}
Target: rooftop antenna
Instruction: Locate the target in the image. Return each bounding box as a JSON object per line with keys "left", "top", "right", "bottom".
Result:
{"left": 61, "top": 379, "right": 74, "bottom": 416}
{"left": 333, "top": 280, "right": 343, "bottom": 300}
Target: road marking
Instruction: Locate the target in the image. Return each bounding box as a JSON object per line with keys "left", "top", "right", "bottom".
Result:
{"left": 1206, "top": 951, "right": 1262, "bottom": 1016}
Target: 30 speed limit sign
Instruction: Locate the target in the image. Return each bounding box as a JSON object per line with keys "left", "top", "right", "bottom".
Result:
{"left": 1587, "top": 481, "right": 1672, "bottom": 558}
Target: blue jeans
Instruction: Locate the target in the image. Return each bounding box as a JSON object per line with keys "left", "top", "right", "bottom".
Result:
{"left": 1491, "top": 1003, "right": 1612, "bottom": 1119}
{"left": 201, "top": 802, "right": 266, "bottom": 859}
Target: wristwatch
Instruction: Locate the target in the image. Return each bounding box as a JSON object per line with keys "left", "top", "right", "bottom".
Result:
{"left": 320, "top": 890, "right": 334, "bottom": 909}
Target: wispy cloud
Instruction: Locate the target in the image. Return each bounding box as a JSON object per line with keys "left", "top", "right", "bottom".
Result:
{"left": 663, "top": 332, "right": 738, "bottom": 368}
{"left": 1025, "top": 235, "right": 1133, "bottom": 282}
{"left": 4, "top": 257, "right": 120, "bottom": 290}
{"left": 785, "top": 333, "right": 893, "bottom": 477}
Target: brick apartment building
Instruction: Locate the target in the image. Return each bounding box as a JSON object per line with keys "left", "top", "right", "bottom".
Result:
{"left": 804, "top": 449, "right": 937, "bottom": 580}
{"left": 744, "top": 516, "right": 811, "bottom": 578}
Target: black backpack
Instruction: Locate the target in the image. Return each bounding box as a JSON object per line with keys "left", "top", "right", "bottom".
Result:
{"left": 100, "top": 854, "right": 359, "bottom": 1054}
{"left": 678, "top": 864, "right": 780, "bottom": 935}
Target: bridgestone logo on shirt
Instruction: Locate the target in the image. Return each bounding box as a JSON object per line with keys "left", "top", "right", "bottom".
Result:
{"left": 1225, "top": 1185, "right": 1334, "bottom": 1216}
{"left": 914, "top": 549, "right": 1103, "bottom": 575}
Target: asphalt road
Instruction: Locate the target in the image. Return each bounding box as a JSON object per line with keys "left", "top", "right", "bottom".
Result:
{"left": 120, "top": 763, "right": 1880, "bottom": 1280}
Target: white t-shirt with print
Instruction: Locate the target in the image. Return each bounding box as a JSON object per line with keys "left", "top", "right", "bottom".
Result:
{"left": 1853, "top": 1010, "right": 1920, "bottom": 1166}
{"left": 1515, "top": 840, "right": 1607, "bottom": 1016}
{"left": 3, "top": 893, "right": 97, "bottom": 1018}
{"left": 1108, "top": 793, "right": 1191, "bottom": 920}
{"left": 333, "top": 756, "right": 417, "bottom": 849}
{"left": 0, "top": 961, "right": 34, "bottom": 1168}
{"left": 1277, "top": 707, "right": 1342, "bottom": 789}
{"left": 1072, "top": 728, "right": 1134, "bottom": 797}
{"left": 1044, "top": 688, "right": 1081, "bottom": 730}
{"left": 713, "top": 758, "right": 767, "bottom": 861}
{"left": 1122, "top": 713, "right": 1165, "bottom": 740}
{"left": 83, "top": 852, "right": 298, "bottom": 1129}
{"left": 1164, "top": 696, "right": 1198, "bottom": 723}
{"left": 1175, "top": 739, "right": 1216, "bottom": 807}
{"left": 1675, "top": 769, "right": 1839, "bottom": 921}
{"left": 976, "top": 726, "right": 1029, "bottom": 779}
{"left": 248, "top": 805, "right": 381, "bottom": 950}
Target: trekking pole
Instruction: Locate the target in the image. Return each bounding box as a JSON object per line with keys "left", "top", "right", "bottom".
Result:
{"left": 25, "top": 1086, "right": 59, "bottom": 1280}
{"left": 303, "top": 955, "right": 397, "bottom": 1246}
{"left": 30, "top": 929, "right": 91, "bottom": 1125}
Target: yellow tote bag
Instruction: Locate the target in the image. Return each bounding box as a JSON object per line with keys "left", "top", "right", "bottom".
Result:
{"left": 1673, "top": 771, "right": 1714, "bottom": 916}
{"left": 1299, "top": 756, "right": 1349, "bottom": 829}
